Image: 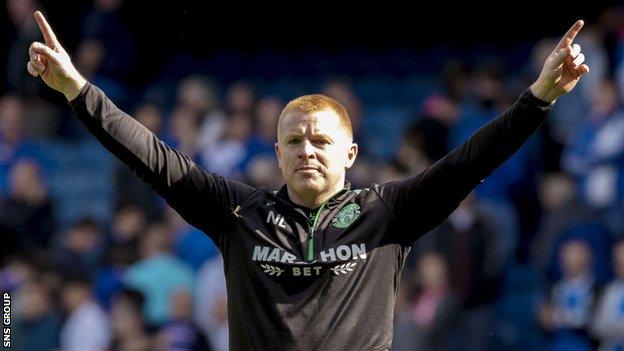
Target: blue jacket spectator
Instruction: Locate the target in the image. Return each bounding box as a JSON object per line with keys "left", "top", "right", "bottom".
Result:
{"left": 124, "top": 222, "right": 194, "bottom": 326}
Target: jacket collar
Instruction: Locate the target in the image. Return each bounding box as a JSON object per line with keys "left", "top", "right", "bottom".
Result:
{"left": 275, "top": 181, "right": 352, "bottom": 210}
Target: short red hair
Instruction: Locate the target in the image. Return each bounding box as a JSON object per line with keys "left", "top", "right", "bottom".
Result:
{"left": 279, "top": 94, "right": 352, "bottom": 139}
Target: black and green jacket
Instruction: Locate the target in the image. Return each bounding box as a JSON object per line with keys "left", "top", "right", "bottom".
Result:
{"left": 70, "top": 83, "right": 551, "bottom": 351}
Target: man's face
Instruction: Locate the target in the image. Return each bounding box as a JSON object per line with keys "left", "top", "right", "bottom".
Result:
{"left": 275, "top": 109, "right": 357, "bottom": 199}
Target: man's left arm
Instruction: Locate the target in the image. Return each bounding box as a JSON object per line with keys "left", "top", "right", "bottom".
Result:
{"left": 378, "top": 20, "right": 589, "bottom": 241}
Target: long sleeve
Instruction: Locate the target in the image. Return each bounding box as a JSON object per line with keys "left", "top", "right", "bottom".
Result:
{"left": 378, "top": 89, "right": 551, "bottom": 242}
{"left": 69, "top": 83, "right": 256, "bottom": 244}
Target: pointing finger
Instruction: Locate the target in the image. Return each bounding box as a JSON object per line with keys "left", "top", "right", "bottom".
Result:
{"left": 34, "top": 11, "right": 60, "bottom": 49}
{"left": 555, "top": 20, "right": 584, "bottom": 51}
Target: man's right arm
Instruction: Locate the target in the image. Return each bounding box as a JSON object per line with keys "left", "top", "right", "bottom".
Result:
{"left": 26, "top": 11, "right": 256, "bottom": 243}
{"left": 69, "top": 82, "right": 256, "bottom": 240}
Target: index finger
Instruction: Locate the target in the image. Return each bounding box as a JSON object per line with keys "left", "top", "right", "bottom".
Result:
{"left": 34, "top": 11, "right": 59, "bottom": 48}
{"left": 555, "top": 20, "right": 584, "bottom": 51}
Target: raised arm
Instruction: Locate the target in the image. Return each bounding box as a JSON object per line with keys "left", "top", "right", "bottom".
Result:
{"left": 378, "top": 20, "right": 589, "bottom": 242}
{"left": 27, "top": 11, "right": 256, "bottom": 243}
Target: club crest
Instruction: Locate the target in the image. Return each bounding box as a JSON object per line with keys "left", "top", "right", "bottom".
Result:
{"left": 332, "top": 204, "right": 361, "bottom": 229}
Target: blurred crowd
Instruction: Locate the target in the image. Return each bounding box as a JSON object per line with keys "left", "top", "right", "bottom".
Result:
{"left": 2, "top": 0, "right": 624, "bottom": 350}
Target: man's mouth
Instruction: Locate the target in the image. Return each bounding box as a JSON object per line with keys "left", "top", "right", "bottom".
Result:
{"left": 297, "top": 166, "right": 319, "bottom": 172}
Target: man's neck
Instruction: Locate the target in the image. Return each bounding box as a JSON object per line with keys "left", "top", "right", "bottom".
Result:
{"left": 288, "top": 184, "right": 345, "bottom": 209}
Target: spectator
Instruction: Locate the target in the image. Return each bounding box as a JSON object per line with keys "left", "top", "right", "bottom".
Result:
{"left": 591, "top": 240, "right": 624, "bottom": 351}
{"left": 241, "top": 96, "right": 282, "bottom": 175}
{"left": 60, "top": 276, "right": 111, "bottom": 351}
{"left": 394, "top": 120, "right": 434, "bottom": 176}
{"left": 201, "top": 111, "right": 252, "bottom": 179}
{"left": 195, "top": 255, "right": 228, "bottom": 351}
{"left": 52, "top": 217, "right": 105, "bottom": 279}
{"left": 165, "top": 106, "right": 201, "bottom": 159}
{"left": 74, "top": 39, "right": 105, "bottom": 82}
{"left": 154, "top": 290, "right": 211, "bottom": 351}
{"left": 177, "top": 75, "right": 227, "bottom": 158}
{"left": 532, "top": 172, "right": 584, "bottom": 270}
{"left": 0, "top": 159, "right": 56, "bottom": 254}
{"left": 0, "top": 94, "right": 43, "bottom": 195}
{"left": 94, "top": 204, "right": 146, "bottom": 309}
{"left": 225, "top": 80, "right": 255, "bottom": 116}
{"left": 538, "top": 239, "right": 599, "bottom": 351}
{"left": 562, "top": 78, "right": 624, "bottom": 233}
{"left": 108, "top": 288, "right": 151, "bottom": 351}
{"left": 12, "top": 280, "right": 60, "bottom": 351}
{"left": 108, "top": 203, "right": 147, "bottom": 250}
{"left": 532, "top": 172, "right": 613, "bottom": 284}
{"left": 440, "top": 60, "right": 471, "bottom": 103}
{"left": 124, "top": 222, "right": 194, "bottom": 326}
{"left": 5, "top": 0, "right": 42, "bottom": 95}
{"left": 408, "top": 93, "right": 457, "bottom": 162}
{"left": 0, "top": 253, "right": 38, "bottom": 293}
{"left": 82, "top": 0, "right": 136, "bottom": 80}
{"left": 417, "top": 193, "right": 504, "bottom": 351}
{"left": 393, "top": 251, "right": 460, "bottom": 351}
{"left": 562, "top": 78, "right": 623, "bottom": 208}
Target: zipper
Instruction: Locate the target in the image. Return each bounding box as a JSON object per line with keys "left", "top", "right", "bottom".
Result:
{"left": 269, "top": 186, "right": 349, "bottom": 262}
{"left": 306, "top": 202, "right": 327, "bottom": 261}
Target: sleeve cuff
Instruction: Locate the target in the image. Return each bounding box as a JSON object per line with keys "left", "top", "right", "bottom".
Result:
{"left": 68, "top": 82, "right": 92, "bottom": 108}
{"left": 521, "top": 88, "right": 553, "bottom": 108}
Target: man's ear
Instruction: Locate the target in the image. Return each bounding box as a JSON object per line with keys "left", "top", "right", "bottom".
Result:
{"left": 274, "top": 143, "right": 282, "bottom": 168}
{"left": 345, "top": 143, "right": 358, "bottom": 169}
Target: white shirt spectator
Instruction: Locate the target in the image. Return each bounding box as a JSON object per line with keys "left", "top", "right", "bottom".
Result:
{"left": 197, "top": 110, "right": 227, "bottom": 154}
{"left": 60, "top": 299, "right": 111, "bottom": 351}
{"left": 592, "top": 279, "right": 624, "bottom": 351}
{"left": 195, "top": 254, "right": 228, "bottom": 351}
{"left": 551, "top": 273, "right": 596, "bottom": 329}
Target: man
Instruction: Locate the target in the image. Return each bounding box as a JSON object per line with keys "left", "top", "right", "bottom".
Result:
{"left": 27, "top": 10, "right": 589, "bottom": 350}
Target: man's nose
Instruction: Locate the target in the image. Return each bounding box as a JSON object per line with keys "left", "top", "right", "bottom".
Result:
{"left": 298, "top": 140, "right": 316, "bottom": 159}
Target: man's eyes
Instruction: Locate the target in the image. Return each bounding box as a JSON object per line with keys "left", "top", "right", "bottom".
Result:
{"left": 286, "top": 138, "right": 330, "bottom": 145}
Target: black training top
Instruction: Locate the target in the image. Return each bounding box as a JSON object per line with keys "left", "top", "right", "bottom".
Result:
{"left": 69, "top": 83, "right": 551, "bottom": 351}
